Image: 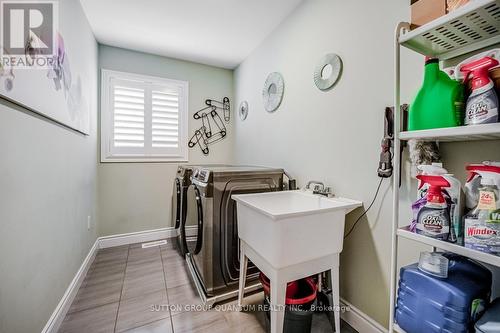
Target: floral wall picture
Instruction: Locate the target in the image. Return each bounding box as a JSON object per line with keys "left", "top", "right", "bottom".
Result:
{"left": 0, "top": 1, "right": 92, "bottom": 134}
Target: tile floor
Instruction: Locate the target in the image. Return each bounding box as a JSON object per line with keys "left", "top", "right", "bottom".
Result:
{"left": 58, "top": 239, "right": 357, "bottom": 333}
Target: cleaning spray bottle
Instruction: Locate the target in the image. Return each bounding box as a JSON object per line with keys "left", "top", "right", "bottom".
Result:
{"left": 460, "top": 56, "right": 499, "bottom": 125}
{"left": 415, "top": 175, "right": 452, "bottom": 241}
{"left": 464, "top": 172, "right": 500, "bottom": 256}
{"left": 412, "top": 164, "right": 463, "bottom": 243}
{"left": 465, "top": 162, "right": 500, "bottom": 210}
{"left": 409, "top": 57, "right": 464, "bottom": 130}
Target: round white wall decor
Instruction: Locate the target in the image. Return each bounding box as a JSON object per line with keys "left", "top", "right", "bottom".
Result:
{"left": 262, "top": 72, "right": 284, "bottom": 112}
{"left": 239, "top": 101, "right": 249, "bottom": 120}
{"left": 313, "top": 53, "right": 342, "bottom": 91}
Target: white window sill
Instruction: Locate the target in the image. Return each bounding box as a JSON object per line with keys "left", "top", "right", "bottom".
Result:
{"left": 101, "top": 156, "right": 188, "bottom": 163}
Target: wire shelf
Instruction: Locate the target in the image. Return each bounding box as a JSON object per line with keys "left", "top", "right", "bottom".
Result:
{"left": 400, "top": 0, "right": 500, "bottom": 59}
{"left": 397, "top": 226, "right": 500, "bottom": 267}
{"left": 399, "top": 123, "right": 500, "bottom": 142}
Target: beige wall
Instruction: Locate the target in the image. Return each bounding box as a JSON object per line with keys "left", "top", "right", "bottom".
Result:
{"left": 97, "top": 45, "right": 234, "bottom": 236}
{"left": 233, "top": 0, "right": 500, "bottom": 328}
{"left": 0, "top": 1, "right": 98, "bottom": 332}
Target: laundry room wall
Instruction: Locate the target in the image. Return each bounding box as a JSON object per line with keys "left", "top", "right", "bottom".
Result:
{"left": 233, "top": 0, "right": 500, "bottom": 329}
{"left": 98, "top": 45, "right": 234, "bottom": 236}
{"left": 0, "top": 1, "right": 98, "bottom": 332}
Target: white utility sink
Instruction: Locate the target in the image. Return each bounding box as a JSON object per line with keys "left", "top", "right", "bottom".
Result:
{"left": 232, "top": 190, "right": 362, "bottom": 269}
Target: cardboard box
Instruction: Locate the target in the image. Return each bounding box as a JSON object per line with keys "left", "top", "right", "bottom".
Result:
{"left": 447, "top": 0, "right": 470, "bottom": 12}
{"left": 411, "top": 0, "right": 447, "bottom": 27}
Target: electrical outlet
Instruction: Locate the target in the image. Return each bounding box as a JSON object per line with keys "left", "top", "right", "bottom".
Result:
{"left": 87, "top": 216, "right": 91, "bottom": 231}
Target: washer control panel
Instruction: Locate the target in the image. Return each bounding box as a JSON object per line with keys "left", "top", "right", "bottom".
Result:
{"left": 193, "top": 169, "right": 210, "bottom": 183}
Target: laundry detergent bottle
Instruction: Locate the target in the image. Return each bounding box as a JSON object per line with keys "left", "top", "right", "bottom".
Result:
{"left": 395, "top": 253, "right": 492, "bottom": 333}
{"left": 415, "top": 175, "right": 451, "bottom": 240}
{"left": 409, "top": 57, "right": 464, "bottom": 130}
{"left": 460, "top": 56, "right": 499, "bottom": 125}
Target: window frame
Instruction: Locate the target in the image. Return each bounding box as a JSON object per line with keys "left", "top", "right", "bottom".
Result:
{"left": 100, "top": 69, "right": 189, "bottom": 163}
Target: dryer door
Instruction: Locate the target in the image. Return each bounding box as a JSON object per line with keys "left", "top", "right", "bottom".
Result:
{"left": 172, "top": 178, "right": 181, "bottom": 229}
{"left": 185, "top": 184, "right": 204, "bottom": 255}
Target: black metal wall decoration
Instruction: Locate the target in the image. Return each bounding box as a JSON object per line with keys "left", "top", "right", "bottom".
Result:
{"left": 188, "top": 97, "right": 230, "bottom": 155}
{"left": 206, "top": 97, "right": 230, "bottom": 122}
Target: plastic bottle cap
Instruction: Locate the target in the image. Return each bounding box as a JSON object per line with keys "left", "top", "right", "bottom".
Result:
{"left": 418, "top": 252, "right": 449, "bottom": 278}
{"left": 417, "top": 164, "right": 448, "bottom": 175}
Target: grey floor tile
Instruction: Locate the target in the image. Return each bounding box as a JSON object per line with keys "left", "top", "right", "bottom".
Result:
{"left": 223, "top": 291, "right": 268, "bottom": 333}
{"left": 121, "top": 318, "right": 173, "bottom": 333}
{"left": 160, "top": 242, "right": 183, "bottom": 263}
{"left": 91, "top": 258, "right": 128, "bottom": 275}
{"left": 68, "top": 263, "right": 125, "bottom": 313}
{"left": 87, "top": 260, "right": 127, "bottom": 281}
{"left": 68, "top": 276, "right": 123, "bottom": 313}
{"left": 58, "top": 302, "right": 119, "bottom": 333}
{"left": 224, "top": 310, "right": 267, "bottom": 333}
{"left": 166, "top": 281, "right": 204, "bottom": 315}
{"left": 171, "top": 309, "right": 230, "bottom": 333}
{"left": 126, "top": 256, "right": 163, "bottom": 274}
{"left": 228, "top": 291, "right": 265, "bottom": 306}
{"left": 122, "top": 268, "right": 166, "bottom": 300}
{"left": 128, "top": 246, "right": 161, "bottom": 263}
{"left": 99, "top": 244, "right": 130, "bottom": 253}
{"left": 162, "top": 257, "right": 191, "bottom": 289}
{"left": 115, "top": 289, "right": 170, "bottom": 332}
{"left": 123, "top": 258, "right": 165, "bottom": 301}
{"left": 94, "top": 246, "right": 129, "bottom": 265}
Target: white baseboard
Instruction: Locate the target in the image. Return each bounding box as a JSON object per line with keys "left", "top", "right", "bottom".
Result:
{"left": 98, "top": 226, "right": 198, "bottom": 249}
{"left": 41, "top": 239, "right": 99, "bottom": 333}
{"left": 99, "top": 227, "right": 177, "bottom": 248}
{"left": 341, "top": 297, "right": 387, "bottom": 333}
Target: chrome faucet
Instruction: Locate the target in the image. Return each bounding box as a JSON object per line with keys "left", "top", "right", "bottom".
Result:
{"left": 305, "top": 180, "right": 324, "bottom": 191}
{"left": 305, "top": 181, "right": 334, "bottom": 197}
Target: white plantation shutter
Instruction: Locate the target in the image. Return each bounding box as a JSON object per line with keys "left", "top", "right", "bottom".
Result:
{"left": 101, "top": 70, "right": 188, "bottom": 162}
{"left": 113, "top": 82, "right": 145, "bottom": 149}
{"left": 151, "top": 86, "right": 180, "bottom": 148}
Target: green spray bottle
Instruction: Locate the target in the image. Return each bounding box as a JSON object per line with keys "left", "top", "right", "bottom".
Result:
{"left": 409, "top": 57, "right": 464, "bottom": 131}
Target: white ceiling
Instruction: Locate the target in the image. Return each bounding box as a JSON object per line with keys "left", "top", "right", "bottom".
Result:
{"left": 79, "top": 0, "right": 304, "bottom": 69}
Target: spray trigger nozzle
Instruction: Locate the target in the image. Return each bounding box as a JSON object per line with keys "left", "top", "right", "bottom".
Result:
{"left": 417, "top": 175, "right": 450, "bottom": 204}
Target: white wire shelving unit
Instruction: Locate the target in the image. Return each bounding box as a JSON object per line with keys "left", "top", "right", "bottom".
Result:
{"left": 389, "top": 1, "right": 500, "bottom": 332}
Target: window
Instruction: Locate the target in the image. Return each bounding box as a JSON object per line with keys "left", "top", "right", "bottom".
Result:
{"left": 101, "top": 70, "right": 188, "bottom": 162}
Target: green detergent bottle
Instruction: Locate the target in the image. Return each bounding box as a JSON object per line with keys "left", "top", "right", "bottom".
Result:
{"left": 409, "top": 58, "right": 464, "bottom": 131}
